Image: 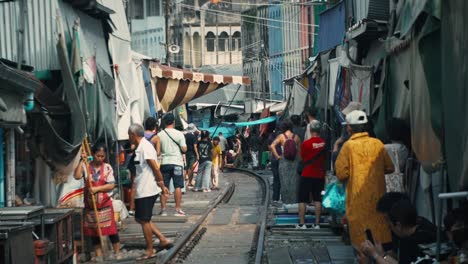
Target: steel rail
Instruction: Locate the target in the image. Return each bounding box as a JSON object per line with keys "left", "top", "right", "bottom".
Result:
{"left": 232, "top": 168, "right": 270, "bottom": 264}
{"left": 161, "top": 169, "right": 269, "bottom": 264}
{"left": 160, "top": 182, "right": 235, "bottom": 264}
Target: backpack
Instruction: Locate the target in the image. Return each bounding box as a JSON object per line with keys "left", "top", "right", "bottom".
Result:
{"left": 283, "top": 133, "right": 297, "bottom": 161}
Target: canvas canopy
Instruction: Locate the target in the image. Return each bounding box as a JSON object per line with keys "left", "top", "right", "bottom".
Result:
{"left": 148, "top": 62, "right": 251, "bottom": 112}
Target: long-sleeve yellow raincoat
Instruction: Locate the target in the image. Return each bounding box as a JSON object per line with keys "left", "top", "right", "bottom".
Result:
{"left": 335, "top": 132, "right": 395, "bottom": 246}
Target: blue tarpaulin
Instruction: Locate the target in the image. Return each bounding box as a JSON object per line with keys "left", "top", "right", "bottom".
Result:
{"left": 203, "top": 116, "right": 277, "bottom": 138}
{"left": 222, "top": 116, "right": 277, "bottom": 127}
{"left": 317, "top": 1, "right": 345, "bottom": 53}
{"left": 204, "top": 126, "right": 236, "bottom": 138}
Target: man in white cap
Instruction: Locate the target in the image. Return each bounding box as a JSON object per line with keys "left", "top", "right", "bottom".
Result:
{"left": 335, "top": 110, "right": 395, "bottom": 248}
{"left": 331, "top": 102, "right": 363, "bottom": 164}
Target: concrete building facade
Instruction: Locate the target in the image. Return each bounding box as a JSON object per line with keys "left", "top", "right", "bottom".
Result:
{"left": 242, "top": 1, "right": 327, "bottom": 101}
{"left": 126, "top": 0, "right": 166, "bottom": 60}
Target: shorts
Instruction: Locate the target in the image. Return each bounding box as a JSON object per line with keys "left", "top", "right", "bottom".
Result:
{"left": 135, "top": 195, "right": 158, "bottom": 222}
{"left": 161, "top": 164, "right": 185, "bottom": 189}
{"left": 298, "top": 177, "right": 325, "bottom": 203}
{"left": 185, "top": 154, "right": 197, "bottom": 170}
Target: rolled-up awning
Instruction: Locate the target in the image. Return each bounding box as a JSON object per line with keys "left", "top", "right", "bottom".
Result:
{"left": 148, "top": 62, "right": 251, "bottom": 112}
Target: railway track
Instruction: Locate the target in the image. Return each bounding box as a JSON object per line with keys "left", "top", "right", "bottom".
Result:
{"left": 160, "top": 169, "right": 269, "bottom": 264}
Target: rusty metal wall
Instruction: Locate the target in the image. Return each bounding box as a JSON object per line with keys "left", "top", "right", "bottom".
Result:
{"left": 0, "top": 0, "right": 59, "bottom": 70}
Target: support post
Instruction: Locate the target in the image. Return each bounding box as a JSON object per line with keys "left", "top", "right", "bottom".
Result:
{"left": 6, "top": 129, "right": 15, "bottom": 207}
{"left": 165, "top": 0, "right": 171, "bottom": 65}
{"left": 0, "top": 128, "right": 4, "bottom": 208}
{"left": 200, "top": 8, "right": 206, "bottom": 66}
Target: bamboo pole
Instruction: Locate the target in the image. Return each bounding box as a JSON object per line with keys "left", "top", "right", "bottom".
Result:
{"left": 82, "top": 138, "right": 108, "bottom": 257}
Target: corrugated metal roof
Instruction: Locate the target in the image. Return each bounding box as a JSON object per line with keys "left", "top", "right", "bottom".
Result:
{"left": 317, "top": 1, "right": 345, "bottom": 53}
{"left": 0, "top": 0, "right": 60, "bottom": 71}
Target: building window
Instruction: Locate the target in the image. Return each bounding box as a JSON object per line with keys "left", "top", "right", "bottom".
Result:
{"left": 231, "top": 31, "right": 241, "bottom": 51}
{"left": 133, "top": 0, "right": 144, "bottom": 19}
{"left": 147, "top": 0, "right": 161, "bottom": 16}
{"left": 218, "top": 31, "right": 229, "bottom": 52}
{"left": 206, "top": 32, "right": 216, "bottom": 52}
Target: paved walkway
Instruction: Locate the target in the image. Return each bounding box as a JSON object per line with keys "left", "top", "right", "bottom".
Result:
{"left": 82, "top": 172, "right": 230, "bottom": 263}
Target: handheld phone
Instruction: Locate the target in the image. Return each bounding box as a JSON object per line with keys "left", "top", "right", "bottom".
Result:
{"left": 365, "top": 229, "right": 375, "bottom": 245}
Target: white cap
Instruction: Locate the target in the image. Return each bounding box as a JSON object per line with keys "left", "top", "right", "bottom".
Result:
{"left": 345, "top": 110, "right": 368, "bottom": 125}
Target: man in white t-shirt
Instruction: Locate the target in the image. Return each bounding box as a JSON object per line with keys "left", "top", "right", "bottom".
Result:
{"left": 128, "top": 124, "right": 173, "bottom": 260}
{"left": 158, "top": 113, "right": 188, "bottom": 216}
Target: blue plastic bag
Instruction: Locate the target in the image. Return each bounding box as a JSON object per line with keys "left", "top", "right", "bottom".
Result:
{"left": 322, "top": 182, "right": 346, "bottom": 215}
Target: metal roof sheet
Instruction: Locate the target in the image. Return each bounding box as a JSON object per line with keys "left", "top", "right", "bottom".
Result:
{"left": 317, "top": 1, "right": 346, "bottom": 53}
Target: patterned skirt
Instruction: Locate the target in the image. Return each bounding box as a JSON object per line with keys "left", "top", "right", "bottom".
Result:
{"left": 279, "top": 159, "right": 299, "bottom": 204}
{"left": 83, "top": 204, "right": 118, "bottom": 237}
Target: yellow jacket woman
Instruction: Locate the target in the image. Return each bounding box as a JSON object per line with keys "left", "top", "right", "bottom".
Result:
{"left": 335, "top": 111, "right": 395, "bottom": 246}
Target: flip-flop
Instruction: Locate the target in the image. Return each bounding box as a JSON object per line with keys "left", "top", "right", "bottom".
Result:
{"left": 136, "top": 253, "right": 157, "bottom": 261}
{"left": 155, "top": 242, "right": 174, "bottom": 251}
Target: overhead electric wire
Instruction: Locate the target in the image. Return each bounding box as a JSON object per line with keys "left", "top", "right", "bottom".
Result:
{"left": 178, "top": 3, "right": 319, "bottom": 27}
{"left": 178, "top": 3, "right": 319, "bottom": 36}
{"left": 217, "top": 0, "right": 329, "bottom": 7}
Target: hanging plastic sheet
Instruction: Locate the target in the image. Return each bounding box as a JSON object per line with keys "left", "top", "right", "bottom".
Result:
{"left": 31, "top": 15, "right": 86, "bottom": 165}
{"left": 328, "top": 58, "right": 340, "bottom": 106}
{"left": 83, "top": 66, "right": 117, "bottom": 142}
{"left": 286, "top": 80, "right": 308, "bottom": 116}
{"left": 395, "top": 0, "right": 428, "bottom": 38}
{"left": 142, "top": 61, "right": 157, "bottom": 118}
{"left": 315, "top": 51, "right": 331, "bottom": 110}
{"left": 348, "top": 64, "right": 373, "bottom": 115}
{"left": 387, "top": 47, "right": 411, "bottom": 121}
{"left": 334, "top": 67, "right": 352, "bottom": 112}
{"left": 409, "top": 34, "right": 441, "bottom": 174}
{"left": 441, "top": 1, "right": 468, "bottom": 190}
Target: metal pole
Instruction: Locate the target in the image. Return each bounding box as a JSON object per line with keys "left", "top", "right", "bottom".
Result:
{"left": 436, "top": 165, "right": 445, "bottom": 261}
{"left": 165, "top": 0, "right": 171, "bottom": 65}
{"left": 16, "top": 0, "right": 27, "bottom": 70}
{"left": 438, "top": 191, "right": 468, "bottom": 199}
{"left": 213, "top": 84, "right": 242, "bottom": 136}
{"left": 200, "top": 4, "right": 206, "bottom": 66}
{"left": 5, "top": 129, "right": 15, "bottom": 207}
{"left": 0, "top": 128, "right": 4, "bottom": 208}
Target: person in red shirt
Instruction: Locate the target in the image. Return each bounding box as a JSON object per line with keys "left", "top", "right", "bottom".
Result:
{"left": 297, "top": 120, "right": 326, "bottom": 229}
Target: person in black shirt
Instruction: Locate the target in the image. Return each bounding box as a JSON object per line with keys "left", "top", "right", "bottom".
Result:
{"left": 184, "top": 124, "right": 199, "bottom": 188}
{"left": 359, "top": 196, "right": 437, "bottom": 264}
{"left": 193, "top": 131, "right": 213, "bottom": 192}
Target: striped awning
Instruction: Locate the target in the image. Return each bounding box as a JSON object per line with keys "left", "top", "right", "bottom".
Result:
{"left": 148, "top": 62, "right": 251, "bottom": 112}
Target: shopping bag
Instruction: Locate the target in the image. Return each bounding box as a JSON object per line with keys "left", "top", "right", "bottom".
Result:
{"left": 322, "top": 182, "right": 346, "bottom": 215}
{"left": 385, "top": 146, "right": 405, "bottom": 192}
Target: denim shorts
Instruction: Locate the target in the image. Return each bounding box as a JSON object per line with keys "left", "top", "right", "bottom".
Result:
{"left": 161, "top": 164, "right": 185, "bottom": 189}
